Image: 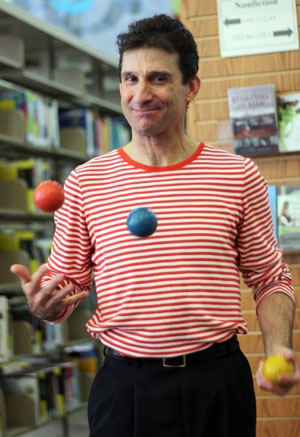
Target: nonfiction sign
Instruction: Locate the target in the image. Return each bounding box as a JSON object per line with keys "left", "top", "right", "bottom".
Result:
{"left": 217, "top": 0, "right": 299, "bottom": 57}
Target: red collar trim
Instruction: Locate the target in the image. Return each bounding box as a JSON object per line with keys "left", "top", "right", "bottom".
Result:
{"left": 118, "top": 143, "right": 204, "bottom": 171}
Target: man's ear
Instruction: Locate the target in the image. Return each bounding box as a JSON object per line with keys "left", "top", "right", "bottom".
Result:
{"left": 186, "top": 76, "right": 201, "bottom": 104}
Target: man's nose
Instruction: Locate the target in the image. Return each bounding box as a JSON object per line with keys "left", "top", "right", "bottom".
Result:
{"left": 134, "top": 80, "right": 152, "bottom": 103}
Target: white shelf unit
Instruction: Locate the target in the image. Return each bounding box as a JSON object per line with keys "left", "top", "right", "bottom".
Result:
{"left": 0, "top": 2, "right": 121, "bottom": 436}
{"left": 0, "top": 0, "right": 121, "bottom": 114}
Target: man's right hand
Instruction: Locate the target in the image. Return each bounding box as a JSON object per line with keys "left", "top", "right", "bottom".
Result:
{"left": 10, "top": 264, "right": 89, "bottom": 321}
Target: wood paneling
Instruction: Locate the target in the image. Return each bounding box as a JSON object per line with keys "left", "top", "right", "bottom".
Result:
{"left": 256, "top": 419, "right": 300, "bottom": 437}
{"left": 196, "top": 37, "right": 220, "bottom": 58}
{"left": 257, "top": 397, "right": 300, "bottom": 417}
{"left": 181, "top": 0, "right": 217, "bottom": 17}
{"left": 254, "top": 155, "right": 300, "bottom": 183}
{"left": 181, "top": 1, "right": 300, "bottom": 434}
{"left": 198, "top": 71, "right": 300, "bottom": 100}
{"left": 188, "top": 17, "right": 218, "bottom": 38}
{"left": 200, "top": 52, "right": 300, "bottom": 79}
{"left": 194, "top": 99, "right": 229, "bottom": 121}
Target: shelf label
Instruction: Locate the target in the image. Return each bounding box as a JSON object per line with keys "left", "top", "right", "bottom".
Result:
{"left": 217, "top": 0, "right": 299, "bottom": 57}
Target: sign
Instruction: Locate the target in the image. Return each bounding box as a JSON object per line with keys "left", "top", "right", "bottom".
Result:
{"left": 217, "top": 0, "right": 299, "bottom": 58}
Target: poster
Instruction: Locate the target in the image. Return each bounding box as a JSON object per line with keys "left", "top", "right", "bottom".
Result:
{"left": 217, "top": 0, "right": 299, "bottom": 58}
{"left": 278, "top": 93, "right": 300, "bottom": 152}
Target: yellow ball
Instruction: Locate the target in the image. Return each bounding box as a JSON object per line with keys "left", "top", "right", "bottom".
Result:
{"left": 262, "top": 355, "right": 294, "bottom": 384}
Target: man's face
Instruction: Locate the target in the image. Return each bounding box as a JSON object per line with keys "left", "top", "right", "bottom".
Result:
{"left": 119, "top": 47, "right": 191, "bottom": 138}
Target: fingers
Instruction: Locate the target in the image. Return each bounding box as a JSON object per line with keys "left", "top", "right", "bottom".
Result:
{"left": 279, "top": 356, "right": 300, "bottom": 385}
{"left": 28, "top": 268, "right": 64, "bottom": 299}
{"left": 62, "top": 290, "right": 89, "bottom": 307}
{"left": 256, "top": 357, "right": 300, "bottom": 396}
{"left": 10, "top": 263, "right": 32, "bottom": 284}
{"left": 256, "top": 368, "right": 286, "bottom": 396}
{"left": 10, "top": 263, "right": 73, "bottom": 320}
{"left": 10, "top": 263, "right": 49, "bottom": 290}
{"left": 28, "top": 281, "right": 89, "bottom": 321}
{"left": 32, "top": 282, "right": 72, "bottom": 307}
{"left": 49, "top": 287, "right": 89, "bottom": 310}
{"left": 256, "top": 360, "right": 274, "bottom": 391}
{"left": 10, "top": 263, "right": 89, "bottom": 323}
{"left": 10, "top": 263, "right": 64, "bottom": 300}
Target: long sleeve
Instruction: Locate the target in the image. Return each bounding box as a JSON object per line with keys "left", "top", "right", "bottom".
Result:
{"left": 236, "top": 158, "right": 294, "bottom": 307}
{"left": 41, "top": 169, "right": 94, "bottom": 321}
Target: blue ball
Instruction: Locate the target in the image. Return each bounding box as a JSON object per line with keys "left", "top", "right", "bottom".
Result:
{"left": 127, "top": 207, "right": 157, "bottom": 237}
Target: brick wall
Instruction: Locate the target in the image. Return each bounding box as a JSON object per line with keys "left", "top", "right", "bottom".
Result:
{"left": 180, "top": 1, "right": 300, "bottom": 435}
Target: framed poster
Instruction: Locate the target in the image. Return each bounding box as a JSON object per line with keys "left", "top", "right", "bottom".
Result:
{"left": 217, "top": 0, "right": 299, "bottom": 58}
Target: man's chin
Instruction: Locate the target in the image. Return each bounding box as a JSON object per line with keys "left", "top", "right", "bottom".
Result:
{"left": 136, "top": 126, "right": 161, "bottom": 137}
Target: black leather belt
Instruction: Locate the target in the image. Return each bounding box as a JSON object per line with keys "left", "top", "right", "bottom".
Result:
{"left": 105, "top": 335, "right": 239, "bottom": 368}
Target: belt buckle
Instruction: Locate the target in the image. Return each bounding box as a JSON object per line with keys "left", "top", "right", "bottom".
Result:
{"left": 162, "top": 355, "right": 186, "bottom": 368}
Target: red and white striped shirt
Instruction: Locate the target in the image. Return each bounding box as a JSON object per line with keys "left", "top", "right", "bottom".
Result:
{"left": 45, "top": 143, "right": 294, "bottom": 357}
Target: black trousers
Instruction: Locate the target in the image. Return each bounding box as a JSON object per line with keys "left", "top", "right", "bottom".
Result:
{"left": 88, "top": 344, "right": 256, "bottom": 437}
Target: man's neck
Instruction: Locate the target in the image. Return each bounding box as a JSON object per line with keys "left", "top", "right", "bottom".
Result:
{"left": 123, "top": 135, "right": 199, "bottom": 167}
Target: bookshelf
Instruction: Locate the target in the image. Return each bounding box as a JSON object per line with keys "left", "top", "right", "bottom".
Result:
{"left": 0, "top": 1, "right": 121, "bottom": 435}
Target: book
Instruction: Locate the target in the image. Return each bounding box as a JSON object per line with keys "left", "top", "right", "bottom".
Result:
{"left": 0, "top": 90, "right": 59, "bottom": 147}
{"left": 0, "top": 296, "right": 13, "bottom": 363}
{"left": 59, "top": 108, "right": 96, "bottom": 157}
{"left": 227, "top": 84, "right": 279, "bottom": 156}
{"left": 1, "top": 364, "right": 64, "bottom": 425}
{"left": 100, "top": 116, "right": 112, "bottom": 154}
{"left": 0, "top": 360, "right": 81, "bottom": 426}
{"left": 0, "top": 158, "right": 52, "bottom": 212}
{"left": 278, "top": 92, "right": 300, "bottom": 152}
{"left": 267, "top": 185, "right": 278, "bottom": 243}
{"left": 0, "top": 386, "right": 5, "bottom": 437}
{"left": 93, "top": 114, "right": 130, "bottom": 155}
{"left": 1, "top": 372, "right": 42, "bottom": 426}
{"left": 10, "top": 298, "right": 45, "bottom": 355}
{"left": 44, "top": 320, "right": 68, "bottom": 351}
{"left": 0, "top": 230, "right": 40, "bottom": 274}
{"left": 277, "top": 185, "right": 300, "bottom": 252}
{"left": 111, "top": 116, "right": 130, "bottom": 150}
{"left": 52, "top": 365, "right": 67, "bottom": 417}
{"left": 61, "top": 361, "right": 81, "bottom": 411}
{"left": 65, "top": 342, "right": 99, "bottom": 377}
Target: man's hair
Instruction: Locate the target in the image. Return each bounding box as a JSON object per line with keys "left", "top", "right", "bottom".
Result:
{"left": 116, "top": 14, "right": 199, "bottom": 84}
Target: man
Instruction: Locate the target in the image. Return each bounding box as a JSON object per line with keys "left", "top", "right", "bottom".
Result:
{"left": 11, "top": 14, "right": 300, "bottom": 437}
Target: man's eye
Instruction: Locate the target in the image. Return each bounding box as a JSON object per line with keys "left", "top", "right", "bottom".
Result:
{"left": 152, "top": 75, "right": 166, "bottom": 82}
{"left": 125, "top": 75, "right": 137, "bottom": 83}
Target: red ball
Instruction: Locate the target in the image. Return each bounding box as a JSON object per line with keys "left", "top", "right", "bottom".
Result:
{"left": 34, "top": 180, "right": 64, "bottom": 212}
